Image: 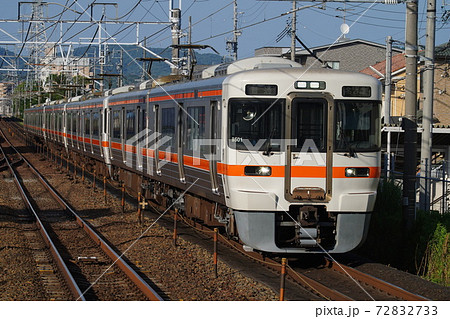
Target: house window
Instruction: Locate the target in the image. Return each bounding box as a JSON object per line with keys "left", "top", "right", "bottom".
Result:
{"left": 326, "top": 61, "right": 340, "bottom": 70}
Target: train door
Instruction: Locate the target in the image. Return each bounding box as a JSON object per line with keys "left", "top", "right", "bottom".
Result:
{"left": 92, "top": 110, "right": 99, "bottom": 154}
{"left": 153, "top": 104, "right": 161, "bottom": 176}
{"left": 209, "top": 101, "right": 219, "bottom": 194}
{"left": 75, "top": 110, "right": 80, "bottom": 150}
{"left": 81, "top": 111, "right": 85, "bottom": 151}
{"left": 137, "top": 106, "right": 144, "bottom": 171}
{"left": 55, "top": 111, "right": 59, "bottom": 143}
{"left": 58, "top": 109, "right": 63, "bottom": 143}
{"left": 63, "top": 104, "right": 68, "bottom": 150}
{"left": 124, "top": 107, "right": 136, "bottom": 167}
{"left": 121, "top": 107, "right": 127, "bottom": 163}
{"left": 51, "top": 111, "right": 55, "bottom": 141}
{"left": 88, "top": 111, "right": 93, "bottom": 153}
{"left": 70, "top": 111, "right": 75, "bottom": 148}
{"left": 285, "top": 94, "right": 334, "bottom": 203}
{"left": 177, "top": 103, "right": 186, "bottom": 183}
{"left": 101, "top": 97, "right": 111, "bottom": 167}
{"left": 155, "top": 105, "right": 176, "bottom": 176}
{"left": 42, "top": 106, "right": 47, "bottom": 140}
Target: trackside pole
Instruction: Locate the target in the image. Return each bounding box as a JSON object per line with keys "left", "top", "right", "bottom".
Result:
{"left": 280, "top": 258, "right": 287, "bottom": 301}
{"left": 103, "top": 176, "right": 107, "bottom": 203}
{"left": 173, "top": 208, "right": 178, "bottom": 246}
{"left": 137, "top": 192, "right": 143, "bottom": 224}
{"left": 93, "top": 170, "right": 96, "bottom": 192}
{"left": 213, "top": 228, "right": 218, "bottom": 278}
{"left": 121, "top": 181, "right": 125, "bottom": 213}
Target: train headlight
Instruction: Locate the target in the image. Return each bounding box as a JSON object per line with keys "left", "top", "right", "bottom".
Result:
{"left": 345, "top": 167, "right": 370, "bottom": 177}
{"left": 244, "top": 166, "right": 272, "bottom": 176}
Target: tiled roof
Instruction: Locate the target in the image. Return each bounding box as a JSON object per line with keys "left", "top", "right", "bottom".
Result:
{"left": 359, "top": 53, "right": 405, "bottom": 79}
{"left": 435, "top": 42, "right": 450, "bottom": 59}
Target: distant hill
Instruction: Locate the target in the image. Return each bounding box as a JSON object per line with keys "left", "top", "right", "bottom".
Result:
{"left": 72, "top": 45, "right": 225, "bottom": 86}
{"left": 1, "top": 45, "right": 225, "bottom": 85}
{"left": 0, "top": 47, "right": 29, "bottom": 82}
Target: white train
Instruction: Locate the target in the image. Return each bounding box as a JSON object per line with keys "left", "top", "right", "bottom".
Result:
{"left": 25, "top": 56, "right": 381, "bottom": 253}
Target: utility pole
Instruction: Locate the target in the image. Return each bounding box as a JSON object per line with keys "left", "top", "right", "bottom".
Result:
{"left": 170, "top": 0, "right": 181, "bottom": 75}
{"left": 290, "top": 0, "right": 296, "bottom": 61}
{"left": 419, "top": 0, "right": 436, "bottom": 211}
{"left": 188, "top": 16, "right": 192, "bottom": 73}
{"left": 141, "top": 38, "right": 147, "bottom": 82}
{"left": 385, "top": 35, "right": 393, "bottom": 179}
{"left": 385, "top": 36, "right": 392, "bottom": 125}
{"left": 402, "top": 0, "right": 418, "bottom": 230}
{"left": 29, "top": 0, "right": 47, "bottom": 82}
{"left": 118, "top": 49, "right": 123, "bottom": 88}
{"left": 226, "top": 0, "right": 241, "bottom": 61}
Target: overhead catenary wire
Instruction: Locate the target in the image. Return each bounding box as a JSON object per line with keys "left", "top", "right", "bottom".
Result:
{"left": 193, "top": 3, "right": 322, "bottom": 45}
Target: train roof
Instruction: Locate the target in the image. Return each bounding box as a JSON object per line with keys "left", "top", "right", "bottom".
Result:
{"left": 26, "top": 56, "right": 380, "bottom": 112}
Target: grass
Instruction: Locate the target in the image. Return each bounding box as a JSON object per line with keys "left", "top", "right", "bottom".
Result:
{"left": 358, "top": 179, "right": 450, "bottom": 286}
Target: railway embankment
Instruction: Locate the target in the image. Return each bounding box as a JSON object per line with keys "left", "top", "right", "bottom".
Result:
{"left": 359, "top": 179, "right": 449, "bottom": 287}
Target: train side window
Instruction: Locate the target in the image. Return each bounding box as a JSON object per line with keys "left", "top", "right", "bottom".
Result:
{"left": 142, "top": 108, "right": 147, "bottom": 130}
{"left": 85, "top": 112, "right": 91, "bottom": 136}
{"left": 72, "top": 112, "right": 77, "bottom": 133}
{"left": 79, "top": 111, "right": 82, "bottom": 134}
{"left": 126, "top": 110, "right": 136, "bottom": 141}
{"left": 67, "top": 113, "right": 72, "bottom": 132}
{"left": 92, "top": 112, "right": 100, "bottom": 137}
{"left": 161, "top": 107, "right": 175, "bottom": 147}
{"left": 112, "top": 110, "right": 121, "bottom": 139}
{"left": 186, "top": 106, "right": 205, "bottom": 153}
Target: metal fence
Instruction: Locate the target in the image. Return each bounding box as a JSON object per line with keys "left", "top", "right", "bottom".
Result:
{"left": 383, "top": 158, "right": 450, "bottom": 214}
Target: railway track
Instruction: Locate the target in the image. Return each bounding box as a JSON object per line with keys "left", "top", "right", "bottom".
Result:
{"left": 2, "top": 119, "right": 439, "bottom": 301}
{"left": 0, "top": 126, "right": 164, "bottom": 301}
{"left": 176, "top": 213, "right": 430, "bottom": 301}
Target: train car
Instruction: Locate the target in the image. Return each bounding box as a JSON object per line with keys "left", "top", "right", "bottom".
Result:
{"left": 24, "top": 56, "right": 382, "bottom": 254}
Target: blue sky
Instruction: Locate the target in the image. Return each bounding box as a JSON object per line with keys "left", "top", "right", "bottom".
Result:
{"left": 0, "top": 0, "right": 449, "bottom": 59}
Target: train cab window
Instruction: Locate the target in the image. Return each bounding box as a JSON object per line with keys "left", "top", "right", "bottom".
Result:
{"left": 291, "top": 99, "right": 327, "bottom": 152}
{"left": 126, "top": 110, "right": 136, "bottom": 141}
{"left": 161, "top": 108, "right": 175, "bottom": 147}
{"left": 186, "top": 106, "right": 205, "bottom": 153}
{"left": 335, "top": 101, "right": 381, "bottom": 152}
{"left": 229, "top": 98, "right": 284, "bottom": 151}
{"left": 92, "top": 112, "right": 100, "bottom": 137}
{"left": 112, "top": 110, "right": 121, "bottom": 139}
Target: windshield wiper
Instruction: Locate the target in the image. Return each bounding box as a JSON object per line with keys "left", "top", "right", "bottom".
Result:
{"left": 339, "top": 127, "right": 356, "bottom": 158}
{"left": 263, "top": 129, "right": 276, "bottom": 156}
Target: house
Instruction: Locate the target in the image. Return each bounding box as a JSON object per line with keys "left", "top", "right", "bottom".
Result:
{"left": 360, "top": 42, "right": 450, "bottom": 126}
{"left": 0, "top": 82, "right": 14, "bottom": 116}
{"left": 254, "top": 39, "right": 403, "bottom": 72}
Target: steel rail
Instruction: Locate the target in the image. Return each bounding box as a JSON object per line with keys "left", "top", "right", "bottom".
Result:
{"left": 0, "top": 128, "right": 86, "bottom": 301}
{"left": 0, "top": 126, "right": 164, "bottom": 301}
{"left": 180, "top": 217, "right": 353, "bottom": 301}
{"left": 324, "top": 258, "right": 430, "bottom": 301}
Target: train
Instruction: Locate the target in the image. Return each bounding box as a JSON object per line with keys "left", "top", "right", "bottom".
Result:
{"left": 24, "top": 56, "right": 382, "bottom": 254}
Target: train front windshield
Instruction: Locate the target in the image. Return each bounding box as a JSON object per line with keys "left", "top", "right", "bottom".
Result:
{"left": 228, "top": 98, "right": 284, "bottom": 151}
{"left": 228, "top": 98, "right": 380, "bottom": 153}
{"left": 335, "top": 101, "right": 381, "bottom": 152}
